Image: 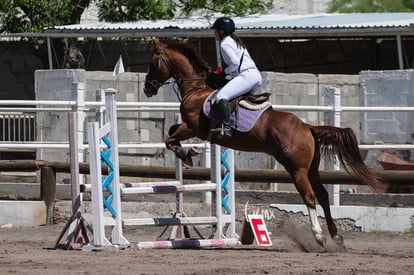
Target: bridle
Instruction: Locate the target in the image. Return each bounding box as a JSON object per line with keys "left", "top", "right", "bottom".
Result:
{"left": 145, "top": 48, "right": 174, "bottom": 91}
{"left": 145, "top": 47, "right": 207, "bottom": 101}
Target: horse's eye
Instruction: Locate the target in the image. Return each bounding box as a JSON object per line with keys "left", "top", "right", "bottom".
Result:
{"left": 153, "top": 49, "right": 162, "bottom": 55}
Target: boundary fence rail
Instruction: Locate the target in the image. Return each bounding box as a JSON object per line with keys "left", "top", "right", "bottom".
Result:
{"left": 0, "top": 96, "right": 414, "bottom": 150}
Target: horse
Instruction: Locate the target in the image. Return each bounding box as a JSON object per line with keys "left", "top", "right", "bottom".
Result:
{"left": 143, "top": 38, "right": 384, "bottom": 250}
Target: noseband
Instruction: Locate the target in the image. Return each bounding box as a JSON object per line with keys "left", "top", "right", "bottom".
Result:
{"left": 145, "top": 49, "right": 175, "bottom": 90}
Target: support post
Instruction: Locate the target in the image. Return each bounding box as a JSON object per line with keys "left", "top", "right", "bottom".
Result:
{"left": 211, "top": 145, "right": 238, "bottom": 239}
{"left": 47, "top": 38, "right": 53, "bottom": 69}
{"left": 324, "top": 87, "right": 341, "bottom": 206}
{"left": 396, "top": 34, "right": 404, "bottom": 70}
{"left": 200, "top": 142, "right": 212, "bottom": 204}
{"left": 55, "top": 112, "right": 92, "bottom": 250}
{"left": 40, "top": 166, "right": 56, "bottom": 225}
{"left": 72, "top": 83, "right": 85, "bottom": 187}
{"left": 68, "top": 112, "right": 80, "bottom": 214}
{"left": 174, "top": 113, "right": 185, "bottom": 239}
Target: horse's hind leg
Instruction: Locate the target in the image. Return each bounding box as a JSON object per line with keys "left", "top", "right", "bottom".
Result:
{"left": 166, "top": 123, "right": 197, "bottom": 166}
{"left": 289, "top": 167, "right": 326, "bottom": 247}
{"left": 308, "top": 167, "right": 344, "bottom": 249}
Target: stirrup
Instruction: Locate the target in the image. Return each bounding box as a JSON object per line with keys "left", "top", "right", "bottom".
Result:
{"left": 211, "top": 124, "right": 232, "bottom": 139}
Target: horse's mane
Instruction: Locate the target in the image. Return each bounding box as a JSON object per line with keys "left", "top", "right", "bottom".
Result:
{"left": 166, "top": 42, "right": 211, "bottom": 76}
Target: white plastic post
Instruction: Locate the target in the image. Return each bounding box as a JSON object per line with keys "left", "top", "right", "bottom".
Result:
{"left": 88, "top": 121, "right": 111, "bottom": 247}
{"left": 68, "top": 112, "right": 80, "bottom": 214}
{"left": 96, "top": 89, "right": 106, "bottom": 127}
{"left": 211, "top": 144, "right": 222, "bottom": 238}
{"left": 325, "top": 87, "right": 341, "bottom": 206}
{"left": 200, "top": 141, "right": 212, "bottom": 204}
{"left": 225, "top": 149, "right": 238, "bottom": 239}
{"left": 211, "top": 145, "right": 237, "bottom": 239}
{"left": 72, "top": 83, "right": 85, "bottom": 187}
{"left": 105, "top": 89, "right": 129, "bottom": 246}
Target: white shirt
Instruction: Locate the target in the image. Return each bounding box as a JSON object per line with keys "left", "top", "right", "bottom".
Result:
{"left": 220, "top": 36, "right": 257, "bottom": 75}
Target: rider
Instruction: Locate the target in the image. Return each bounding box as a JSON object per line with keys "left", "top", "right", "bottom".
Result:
{"left": 212, "top": 16, "right": 262, "bottom": 138}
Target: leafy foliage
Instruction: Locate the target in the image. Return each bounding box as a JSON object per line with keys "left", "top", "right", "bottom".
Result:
{"left": 0, "top": 0, "right": 91, "bottom": 33}
{"left": 328, "top": 0, "right": 414, "bottom": 12}
{"left": 96, "top": 0, "right": 175, "bottom": 21}
{"left": 0, "top": 0, "right": 273, "bottom": 34}
{"left": 177, "top": 0, "right": 273, "bottom": 17}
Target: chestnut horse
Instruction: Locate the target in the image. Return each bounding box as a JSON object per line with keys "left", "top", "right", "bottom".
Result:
{"left": 143, "top": 39, "right": 383, "bottom": 249}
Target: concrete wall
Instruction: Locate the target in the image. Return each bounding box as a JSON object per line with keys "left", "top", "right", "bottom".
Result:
{"left": 35, "top": 70, "right": 165, "bottom": 178}
{"left": 360, "top": 70, "right": 414, "bottom": 165}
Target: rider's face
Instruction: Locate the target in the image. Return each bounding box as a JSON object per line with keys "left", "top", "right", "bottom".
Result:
{"left": 214, "top": 30, "right": 223, "bottom": 41}
{"left": 214, "top": 30, "right": 219, "bottom": 41}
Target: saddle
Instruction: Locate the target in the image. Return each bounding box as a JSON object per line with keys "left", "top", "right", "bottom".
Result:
{"left": 231, "top": 93, "right": 271, "bottom": 111}
{"left": 203, "top": 92, "right": 272, "bottom": 133}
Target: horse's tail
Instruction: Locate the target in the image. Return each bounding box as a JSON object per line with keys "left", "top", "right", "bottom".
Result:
{"left": 310, "top": 125, "right": 385, "bottom": 192}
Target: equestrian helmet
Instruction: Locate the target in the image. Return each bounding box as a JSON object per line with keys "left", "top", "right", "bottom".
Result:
{"left": 212, "top": 17, "right": 235, "bottom": 34}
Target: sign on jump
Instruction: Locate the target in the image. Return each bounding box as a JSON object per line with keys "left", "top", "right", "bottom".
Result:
{"left": 247, "top": 214, "right": 272, "bottom": 246}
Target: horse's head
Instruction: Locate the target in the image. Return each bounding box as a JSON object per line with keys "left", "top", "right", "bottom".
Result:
{"left": 143, "top": 39, "right": 171, "bottom": 97}
{"left": 143, "top": 38, "right": 212, "bottom": 98}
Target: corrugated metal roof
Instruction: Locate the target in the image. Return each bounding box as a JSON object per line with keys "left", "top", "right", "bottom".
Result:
{"left": 45, "top": 13, "right": 414, "bottom": 38}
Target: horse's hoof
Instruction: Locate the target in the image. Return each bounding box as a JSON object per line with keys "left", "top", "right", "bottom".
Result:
{"left": 332, "top": 235, "right": 345, "bottom": 251}
{"left": 183, "top": 156, "right": 193, "bottom": 167}
{"left": 188, "top": 147, "right": 202, "bottom": 156}
{"left": 173, "top": 146, "right": 187, "bottom": 159}
{"left": 315, "top": 234, "right": 327, "bottom": 248}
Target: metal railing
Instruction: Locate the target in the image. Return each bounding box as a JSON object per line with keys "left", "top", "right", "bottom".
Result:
{"left": 0, "top": 113, "right": 36, "bottom": 142}
{"left": 0, "top": 86, "right": 413, "bottom": 150}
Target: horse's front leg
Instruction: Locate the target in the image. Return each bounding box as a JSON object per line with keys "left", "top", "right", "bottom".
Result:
{"left": 166, "top": 123, "right": 199, "bottom": 166}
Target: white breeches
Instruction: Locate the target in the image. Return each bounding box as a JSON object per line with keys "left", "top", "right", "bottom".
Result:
{"left": 215, "top": 69, "right": 262, "bottom": 101}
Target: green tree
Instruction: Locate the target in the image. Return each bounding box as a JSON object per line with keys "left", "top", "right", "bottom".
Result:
{"left": 0, "top": 0, "right": 273, "bottom": 34}
{"left": 96, "top": 0, "right": 175, "bottom": 21}
{"left": 177, "top": 0, "right": 273, "bottom": 17}
{"left": 97, "top": 0, "right": 273, "bottom": 21}
{"left": 0, "top": 0, "right": 272, "bottom": 68}
{"left": 0, "top": 0, "right": 91, "bottom": 33}
{"left": 328, "top": 0, "right": 414, "bottom": 12}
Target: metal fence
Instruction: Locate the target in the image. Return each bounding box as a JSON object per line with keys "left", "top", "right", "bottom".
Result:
{"left": 0, "top": 113, "right": 36, "bottom": 142}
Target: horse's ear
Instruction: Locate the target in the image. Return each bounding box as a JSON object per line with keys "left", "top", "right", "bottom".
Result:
{"left": 153, "top": 38, "right": 161, "bottom": 48}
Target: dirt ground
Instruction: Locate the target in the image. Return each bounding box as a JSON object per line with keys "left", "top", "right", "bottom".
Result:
{"left": 1, "top": 220, "right": 413, "bottom": 275}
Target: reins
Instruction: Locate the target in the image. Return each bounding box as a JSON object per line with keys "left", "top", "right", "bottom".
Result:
{"left": 147, "top": 49, "right": 208, "bottom": 102}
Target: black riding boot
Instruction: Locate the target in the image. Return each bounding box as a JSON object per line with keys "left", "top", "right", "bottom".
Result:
{"left": 214, "top": 99, "right": 232, "bottom": 138}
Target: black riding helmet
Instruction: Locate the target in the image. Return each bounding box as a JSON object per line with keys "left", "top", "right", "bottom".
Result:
{"left": 212, "top": 17, "right": 235, "bottom": 35}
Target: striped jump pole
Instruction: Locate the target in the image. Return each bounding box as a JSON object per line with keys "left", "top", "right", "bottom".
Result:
{"left": 137, "top": 238, "right": 239, "bottom": 249}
